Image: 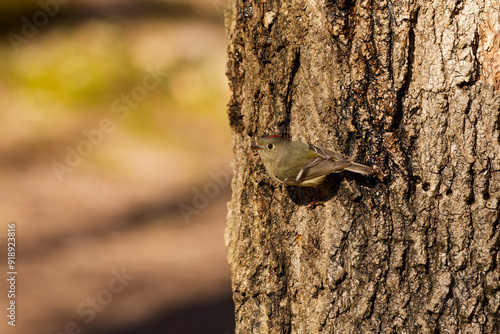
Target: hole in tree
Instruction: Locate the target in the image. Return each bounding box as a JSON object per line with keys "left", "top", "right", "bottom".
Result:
{"left": 483, "top": 191, "right": 490, "bottom": 201}
{"left": 466, "top": 194, "right": 475, "bottom": 205}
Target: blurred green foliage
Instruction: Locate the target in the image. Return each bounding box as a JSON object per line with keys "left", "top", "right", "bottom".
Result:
{"left": 1, "top": 15, "right": 229, "bottom": 144}
{"left": 0, "top": 2, "right": 231, "bottom": 180}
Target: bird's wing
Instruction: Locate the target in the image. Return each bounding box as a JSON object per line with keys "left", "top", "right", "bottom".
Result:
{"left": 307, "top": 143, "right": 350, "bottom": 161}
{"left": 286, "top": 144, "right": 351, "bottom": 183}
{"left": 299, "top": 158, "right": 351, "bottom": 181}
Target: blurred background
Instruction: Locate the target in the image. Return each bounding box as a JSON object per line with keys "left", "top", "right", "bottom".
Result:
{"left": 0, "top": 0, "right": 234, "bottom": 333}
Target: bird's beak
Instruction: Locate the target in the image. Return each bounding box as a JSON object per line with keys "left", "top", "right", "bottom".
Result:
{"left": 251, "top": 144, "right": 263, "bottom": 150}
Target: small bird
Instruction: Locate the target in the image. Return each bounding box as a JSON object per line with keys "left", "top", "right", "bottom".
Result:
{"left": 251, "top": 136, "right": 373, "bottom": 187}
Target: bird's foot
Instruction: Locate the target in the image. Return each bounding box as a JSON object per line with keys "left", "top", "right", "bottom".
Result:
{"left": 307, "top": 200, "right": 324, "bottom": 210}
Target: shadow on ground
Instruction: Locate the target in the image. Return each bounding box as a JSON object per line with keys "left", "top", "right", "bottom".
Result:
{"left": 92, "top": 295, "right": 235, "bottom": 334}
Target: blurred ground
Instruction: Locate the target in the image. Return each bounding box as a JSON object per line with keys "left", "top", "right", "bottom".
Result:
{"left": 0, "top": 1, "right": 234, "bottom": 333}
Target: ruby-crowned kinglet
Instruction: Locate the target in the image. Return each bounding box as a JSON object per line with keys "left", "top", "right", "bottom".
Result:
{"left": 251, "top": 136, "right": 373, "bottom": 187}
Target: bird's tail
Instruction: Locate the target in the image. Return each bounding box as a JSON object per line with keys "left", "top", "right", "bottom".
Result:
{"left": 345, "top": 162, "right": 373, "bottom": 175}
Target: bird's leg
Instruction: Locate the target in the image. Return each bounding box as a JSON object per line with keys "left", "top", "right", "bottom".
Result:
{"left": 307, "top": 191, "right": 324, "bottom": 209}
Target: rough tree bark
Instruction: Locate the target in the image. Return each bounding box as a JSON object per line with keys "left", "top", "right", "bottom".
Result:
{"left": 225, "top": 0, "right": 500, "bottom": 333}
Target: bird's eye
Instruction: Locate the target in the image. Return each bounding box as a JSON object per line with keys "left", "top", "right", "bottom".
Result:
{"left": 268, "top": 144, "right": 274, "bottom": 149}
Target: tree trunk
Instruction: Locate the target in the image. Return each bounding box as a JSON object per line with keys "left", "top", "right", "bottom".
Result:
{"left": 224, "top": 0, "right": 500, "bottom": 333}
